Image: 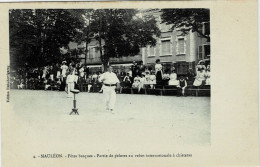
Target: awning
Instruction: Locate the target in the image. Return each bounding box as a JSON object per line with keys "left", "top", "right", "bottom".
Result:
{"left": 87, "top": 65, "right": 102, "bottom": 68}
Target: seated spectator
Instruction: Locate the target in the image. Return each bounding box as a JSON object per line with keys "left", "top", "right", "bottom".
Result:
{"left": 177, "top": 76, "right": 187, "bottom": 96}
{"left": 162, "top": 72, "right": 170, "bottom": 86}
{"left": 122, "top": 73, "right": 132, "bottom": 88}
{"left": 144, "top": 72, "right": 150, "bottom": 86}
{"left": 205, "top": 65, "right": 211, "bottom": 86}
{"left": 132, "top": 75, "right": 141, "bottom": 89}
{"left": 193, "top": 68, "right": 206, "bottom": 87}
{"left": 149, "top": 71, "right": 156, "bottom": 89}
{"left": 92, "top": 72, "right": 98, "bottom": 80}
{"left": 44, "top": 79, "right": 51, "bottom": 91}
{"left": 17, "top": 79, "right": 25, "bottom": 89}
{"left": 168, "top": 70, "right": 179, "bottom": 86}
{"left": 86, "top": 75, "right": 93, "bottom": 93}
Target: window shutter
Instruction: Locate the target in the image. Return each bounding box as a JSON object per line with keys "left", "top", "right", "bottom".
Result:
{"left": 176, "top": 37, "right": 179, "bottom": 55}
{"left": 147, "top": 45, "right": 150, "bottom": 57}
{"left": 198, "top": 46, "right": 203, "bottom": 59}
{"left": 93, "top": 48, "right": 96, "bottom": 58}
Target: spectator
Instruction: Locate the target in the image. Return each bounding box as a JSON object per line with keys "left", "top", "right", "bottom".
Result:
{"left": 187, "top": 68, "right": 195, "bottom": 84}
{"left": 205, "top": 65, "right": 211, "bottom": 86}
{"left": 49, "top": 65, "right": 54, "bottom": 81}
{"left": 17, "top": 79, "right": 25, "bottom": 89}
{"left": 193, "top": 68, "right": 206, "bottom": 87}
{"left": 132, "top": 74, "right": 141, "bottom": 90}
{"left": 61, "top": 61, "right": 68, "bottom": 81}
{"left": 87, "top": 75, "right": 93, "bottom": 93}
{"left": 155, "top": 59, "right": 163, "bottom": 86}
{"left": 149, "top": 71, "right": 156, "bottom": 89}
{"left": 44, "top": 79, "right": 51, "bottom": 91}
{"left": 177, "top": 76, "right": 187, "bottom": 96}
{"left": 168, "top": 70, "right": 179, "bottom": 86}
{"left": 162, "top": 70, "right": 170, "bottom": 86}
{"left": 123, "top": 73, "right": 132, "bottom": 88}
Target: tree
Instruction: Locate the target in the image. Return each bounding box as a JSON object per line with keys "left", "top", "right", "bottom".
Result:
{"left": 87, "top": 9, "right": 161, "bottom": 70}
{"left": 161, "top": 9, "right": 210, "bottom": 41}
{"left": 9, "top": 9, "right": 85, "bottom": 68}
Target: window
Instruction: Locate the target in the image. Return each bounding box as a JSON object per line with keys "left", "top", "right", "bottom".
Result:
{"left": 178, "top": 38, "right": 185, "bottom": 54}
{"left": 176, "top": 36, "right": 186, "bottom": 55}
{"left": 198, "top": 45, "right": 210, "bottom": 59}
{"left": 149, "top": 46, "right": 155, "bottom": 56}
{"left": 89, "top": 47, "right": 95, "bottom": 59}
{"left": 204, "top": 44, "right": 210, "bottom": 57}
{"left": 161, "top": 40, "right": 171, "bottom": 55}
{"left": 203, "top": 22, "right": 210, "bottom": 36}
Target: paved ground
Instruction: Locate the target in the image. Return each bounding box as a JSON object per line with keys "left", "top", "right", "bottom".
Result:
{"left": 7, "top": 90, "right": 210, "bottom": 154}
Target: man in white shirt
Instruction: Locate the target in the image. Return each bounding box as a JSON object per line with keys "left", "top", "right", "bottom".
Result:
{"left": 99, "top": 66, "right": 120, "bottom": 113}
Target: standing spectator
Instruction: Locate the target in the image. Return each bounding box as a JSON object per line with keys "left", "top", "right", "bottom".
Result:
{"left": 155, "top": 59, "right": 163, "bottom": 86}
{"left": 139, "top": 61, "right": 146, "bottom": 75}
{"left": 42, "top": 66, "right": 48, "bottom": 79}
{"left": 49, "top": 65, "right": 54, "bottom": 81}
{"left": 54, "top": 63, "right": 61, "bottom": 79}
{"left": 61, "top": 61, "right": 68, "bottom": 81}
{"left": 131, "top": 61, "right": 139, "bottom": 82}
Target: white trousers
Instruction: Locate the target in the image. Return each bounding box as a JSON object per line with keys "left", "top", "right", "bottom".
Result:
{"left": 67, "top": 82, "right": 75, "bottom": 97}
{"left": 103, "top": 86, "right": 116, "bottom": 110}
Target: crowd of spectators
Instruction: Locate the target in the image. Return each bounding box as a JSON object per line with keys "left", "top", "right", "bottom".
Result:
{"left": 10, "top": 59, "right": 210, "bottom": 96}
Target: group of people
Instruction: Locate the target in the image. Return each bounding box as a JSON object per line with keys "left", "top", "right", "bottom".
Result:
{"left": 11, "top": 59, "right": 211, "bottom": 97}
{"left": 10, "top": 61, "right": 90, "bottom": 94}
{"left": 10, "top": 59, "right": 210, "bottom": 113}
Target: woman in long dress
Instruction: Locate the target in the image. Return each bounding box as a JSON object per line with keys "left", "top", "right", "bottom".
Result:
{"left": 205, "top": 65, "right": 211, "bottom": 86}
{"left": 155, "top": 59, "right": 163, "bottom": 86}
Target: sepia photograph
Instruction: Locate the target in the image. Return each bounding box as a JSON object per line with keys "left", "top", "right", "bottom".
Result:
{"left": 1, "top": 1, "right": 258, "bottom": 167}
{"left": 9, "top": 8, "right": 211, "bottom": 147}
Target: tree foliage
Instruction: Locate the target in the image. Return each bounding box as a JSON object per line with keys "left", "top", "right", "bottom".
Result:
{"left": 9, "top": 9, "right": 84, "bottom": 67}
{"left": 9, "top": 9, "right": 161, "bottom": 69}
{"left": 161, "top": 9, "right": 210, "bottom": 41}
{"left": 87, "top": 9, "right": 161, "bottom": 68}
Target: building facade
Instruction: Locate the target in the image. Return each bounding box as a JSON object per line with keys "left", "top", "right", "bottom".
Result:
{"left": 70, "top": 9, "right": 210, "bottom": 75}
{"left": 141, "top": 9, "right": 210, "bottom": 75}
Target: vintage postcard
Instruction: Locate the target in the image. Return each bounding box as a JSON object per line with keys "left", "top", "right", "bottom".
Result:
{"left": 0, "top": 1, "right": 258, "bottom": 167}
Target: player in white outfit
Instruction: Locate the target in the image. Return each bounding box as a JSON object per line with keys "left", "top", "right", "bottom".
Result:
{"left": 66, "top": 71, "right": 76, "bottom": 98}
{"left": 99, "top": 66, "right": 120, "bottom": 114}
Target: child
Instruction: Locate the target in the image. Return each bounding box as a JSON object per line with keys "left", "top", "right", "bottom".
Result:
{"left": 177, "top": 76, "right": 187, "bottom": 96}
{"left": 149, "top": 71, "right": 156, "bottom": 89}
